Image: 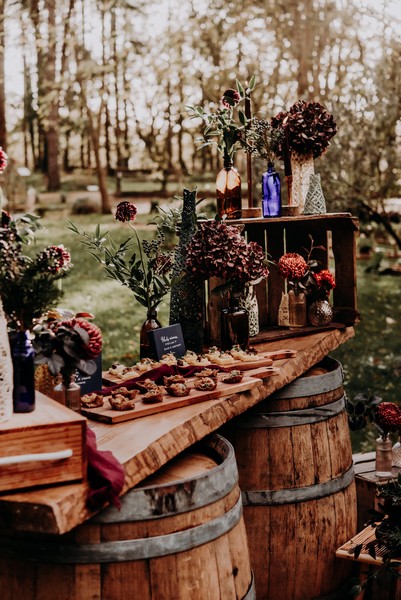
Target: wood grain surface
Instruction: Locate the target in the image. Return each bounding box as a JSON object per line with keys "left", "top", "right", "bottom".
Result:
{"left": 0, "top": 327, "right": 354, "bottom": 536}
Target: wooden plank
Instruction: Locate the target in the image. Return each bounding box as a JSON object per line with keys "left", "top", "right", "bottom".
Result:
{"left": 101, "top": 351, "right": 284, "bottom": 386}
{"left": 81, "top": 375, "right": 262, "bottom": 424}
{"left": 0, "top": 327, "right": 355, "bottom": 536}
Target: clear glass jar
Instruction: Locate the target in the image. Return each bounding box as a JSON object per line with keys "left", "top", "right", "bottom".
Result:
{"left": 376, "top": 436, "right": 393, "bottom": 478}
{"left": 288, "top": 290, "right": 307, "bottom": 328}
{"left": 53, "top": 376, "right": 81, "bottom": 412}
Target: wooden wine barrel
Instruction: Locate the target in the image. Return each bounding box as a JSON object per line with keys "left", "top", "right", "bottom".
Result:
{"left": 223, "top": 356, "right": 358, "bottom": 600}
{"left": 0, "top": 434, "right": 255, "bottom": 600}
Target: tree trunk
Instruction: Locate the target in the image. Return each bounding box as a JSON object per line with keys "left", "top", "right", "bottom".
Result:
{"left": 43, "top": 0, "right": 60, "bottom": 190}
{"left": 0, "top": 0, "right": 7, "bottom": 151}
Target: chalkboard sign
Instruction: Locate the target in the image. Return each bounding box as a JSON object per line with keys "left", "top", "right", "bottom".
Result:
{"left": 147, "top": 324, "right": 186, "bottom": 360}
{"left": 75, "top": 353, "right": 103, "bottom": 394}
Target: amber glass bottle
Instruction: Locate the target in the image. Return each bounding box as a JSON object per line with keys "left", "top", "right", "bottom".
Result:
{"left": 216, "top": 155, "right": 242, "bottom": 220}
{"left": 140, "top": 308, "right": 162, "bottom": 359}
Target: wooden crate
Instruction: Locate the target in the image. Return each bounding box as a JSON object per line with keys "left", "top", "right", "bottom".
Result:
{"left": 0, "top": 392, "right": 87, "bottom": 493}
{"left": 354, "top": 451, "right": 401, "bottom": 531}
{"left": 206, "top": 213, "right": 359, "bottom": 345}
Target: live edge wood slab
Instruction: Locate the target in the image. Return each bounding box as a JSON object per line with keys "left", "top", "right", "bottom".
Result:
{"left": 0, "top": 326, "right": 354, "bottom": 536}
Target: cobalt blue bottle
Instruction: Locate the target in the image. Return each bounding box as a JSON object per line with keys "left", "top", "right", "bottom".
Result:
{"left": 262, "top": 162, "right": 281, "bottom": 217}
{"left": 10, "top": 330, "right": 35, "bottom": 412}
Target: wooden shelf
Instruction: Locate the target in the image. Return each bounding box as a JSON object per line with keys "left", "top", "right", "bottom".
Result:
{"left": 205, "top": 213, "right": 359, "bottom": 346}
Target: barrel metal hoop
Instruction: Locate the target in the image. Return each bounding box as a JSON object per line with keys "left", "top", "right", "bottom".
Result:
{"left": 243, "top": 572, "right": 256, "bottom": 600}
{"left": 0, "top": 495, "right": 244, "bottom": 564}
{"left": 272, "top": 357, "right": 343, "bottom": 399}
{"left": 242, "top": 465, "right": 355, "bottom": 506}
{"left": 94, "top": 434, "right": 239, "bottom": 523}
{"left": 240, "top": 394, "right": 346, "bottom": 429}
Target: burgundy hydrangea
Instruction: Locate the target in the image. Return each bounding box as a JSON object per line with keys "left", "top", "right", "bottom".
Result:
{"left": 278, "top": 253, "right": 308, "bottom": 280}
{"left": 271, "top": 100, "right": 337, "bottom": 159}
{"left": 37, "top": 245, "right": 71, "bottom": 274}
{"left": 220, "top": 89, "right": 241, "bottom": 109}
{"left": 115, "top": 201, "right": 138, "bottom": 223}
{"left": 185, "top": 220, "right": 269, "bottom": 288}
{"left": 0, "top": 147, "right": 8, "bottom": 173}
{"left": 375, "top": 402, "right": 401, "bottom": 438}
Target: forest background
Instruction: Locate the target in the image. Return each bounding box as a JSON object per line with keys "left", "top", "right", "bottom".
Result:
{"left": 0, "top": 0, "right": 401, "bottom": 449}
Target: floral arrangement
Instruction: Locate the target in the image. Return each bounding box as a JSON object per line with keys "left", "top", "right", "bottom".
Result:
{"left": 278, "top": 253, "right": 308, "bottom": 281}
{"left": 312, "top": 269, "right": 336, "bottom": 298}
{"left": 271, "top": 100, "right": 337, "bottom": 160}
{"left": 0, "top": 210, "right": 72, "bottom": 331}
{"left": 185, "top": 219, "right": 269, "bottom": 294}
{"left": 187, "top": 79, "right": 255, "bottom": 161}
{"left": 375, "top": 402, "right": 401, "bottom": 440}
{"left": 69, "top": 201, "right": 175, "bottom": 312}
{"left": 33, "top": 311, "right": 102, "bottom": 388}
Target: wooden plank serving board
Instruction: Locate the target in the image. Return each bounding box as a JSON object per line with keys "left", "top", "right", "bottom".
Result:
{"left": 102, "top": 349, "right": 297, "bottom": 386}
{"left": 82, "top": 374, "right": 262, "bottom": 424}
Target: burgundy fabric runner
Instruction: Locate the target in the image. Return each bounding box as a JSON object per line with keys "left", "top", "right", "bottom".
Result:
{"left": 85, "top": 426, "right": 125, "bottom": 510}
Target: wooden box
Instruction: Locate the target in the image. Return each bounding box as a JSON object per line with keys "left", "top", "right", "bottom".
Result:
{"left": 353, "top": 451, "right": 400, "bottom": 531}
{"left": 0, "top": 392, "right": 87, "bottom": 493}
{"left": 206, "top": 213, "right": 359, "bottom": 344}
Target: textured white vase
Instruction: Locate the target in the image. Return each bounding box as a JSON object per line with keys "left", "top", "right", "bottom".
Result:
{"left": 0, "top": 297, "right": 13, "bottom": 421}
{"left": 290, "top": 151, "right": 315, "bottom": 212}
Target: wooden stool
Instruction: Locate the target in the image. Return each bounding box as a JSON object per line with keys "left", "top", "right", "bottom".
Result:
{"left": 336, "top": 525, "right": 401, "bottom": 600}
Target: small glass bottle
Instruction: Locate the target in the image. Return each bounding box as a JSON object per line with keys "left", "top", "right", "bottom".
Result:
{"left": 216, "top": 154, "right": 242, "bottom": 220}
{"left": 220, "top": 293, "right": 249, "bottom": 351}
{"left": 288, "top": 289, "right": 307, "bottom": 328}
{"left": 10, "top": 330, "right": 35, "bottom": 413}
{"left": 140, "top": 308, "right": 162, "bottom": 359}
{"left": 376, "top": 436, "right": 393, "bottom": 478}
{"left": 53, "top": 375, "right": 81, "bottom": 412}
{"left": 262, "top": 162, "right": 281, "bottom": 218}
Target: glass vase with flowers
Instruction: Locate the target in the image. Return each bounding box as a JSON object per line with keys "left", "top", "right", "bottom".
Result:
{"left": 69, "top": 202, "right": 176, "bottom": 359}
{"left": 374, "top": 402, "right": 401, "bottom": 478}
{"left": 271, "top": 101, "right": 337, "bottom": 211}
{"left": 0, "top": 204, "right": 72, "bottom": 413}
{"left": 33, "top": 312, "right": 102, "bottom": 411}
{"left": 308, "top": 269, "right": 336, "bottom": 326}
{"left": 187, "top": 81, "right": 253, "bottom": 220}
{"left": 277, "top": 253, "right": 309, "bottom": 328}
{"left": 185, "top": 219, "right": 269, "bottom": 350}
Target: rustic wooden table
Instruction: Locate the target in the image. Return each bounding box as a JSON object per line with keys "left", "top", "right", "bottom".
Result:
{"left": 0, "top": 326, "right": 354, "bottom": 536}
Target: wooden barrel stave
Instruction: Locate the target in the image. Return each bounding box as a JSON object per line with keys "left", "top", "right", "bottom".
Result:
{"left": 0, "top": 434, "right": 255, "bottom": 600}
{"left": 223, "top": 357, "right": 357, "bottom": 600}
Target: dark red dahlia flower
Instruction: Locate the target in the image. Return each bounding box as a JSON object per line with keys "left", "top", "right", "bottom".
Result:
{"left": 115, "top": 202, "right": 138, "bottom": 223}
{"left": 278, "top": 253, "right": 308, "bottom": 280}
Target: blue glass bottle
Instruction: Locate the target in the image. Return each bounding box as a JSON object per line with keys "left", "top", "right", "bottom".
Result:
{"left": 10, "top": 331, "right": 35, "bottom": 412}
{"left": 262, "top": 162, "right": 281, "bottom": 217}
